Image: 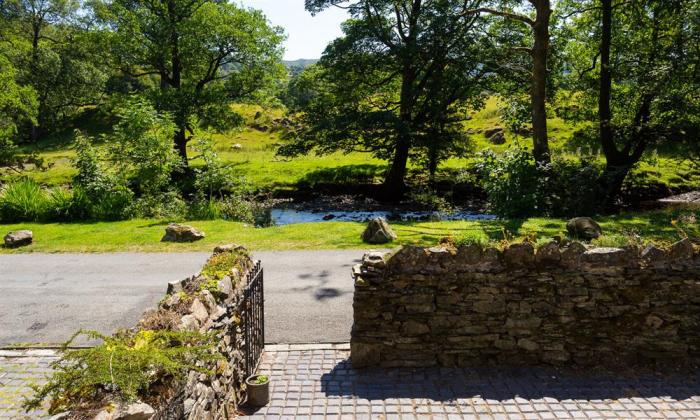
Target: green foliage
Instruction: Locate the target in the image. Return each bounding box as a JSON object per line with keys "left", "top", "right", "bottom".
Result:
{"left": 0, "top": 179, "right": 49, "bottom": 222}
{"left": 408, "top": 187, "right": 453, "bottom": 213}
{"left": 454, "top": 235, "right": 490, "bottom": 249}
{"left": 282, "top": 64, "right": 324, "bottom": 112}
{"left": 252, "top": 375, "right": 269, "bottom": 385}
{"left": 476, "top": 147, "right": 607, "bottom": 217}
{"left": 73, "top": 132, "right": 133, "bottom": 220}
{"left": 24, "top": 329, "right": 220, "bottom": 415}
{"left": 0, "top": 55, "right": 38, "bottom": 169}
{"left": 189, "top": 197, "right": 222, "bottom": 220}
{"left": 0, "top": 179, "right": 93, "bottom": 222}
{"left": 108, "top": 100, "right": 182, "bottom": 196}
{"left": 282, "top": 0, "right": 494, "bottom": 191}
{"left": 192, "top": 134, "right": 241, "bottom": 198}
{"left": 476, "top": 148, "right": 547, "bottom": 218}
{"left": 201, "top": 249, "right": 249, "bottom": 281}
{"left": 126, "top": 191, "right": 187, "bottom": 220}
{"left": 498, "top": 95, "right": 531, "bottom": 135}
{"left": 1, "top": 0, "right": 107, "bottom": 137}
{"left": 93, "top": 0, "right": 285, "bottom": 160}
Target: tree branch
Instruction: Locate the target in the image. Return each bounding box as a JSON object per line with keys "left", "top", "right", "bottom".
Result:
{"left": 461, "top": 7, "right": 535, "bottom": 27}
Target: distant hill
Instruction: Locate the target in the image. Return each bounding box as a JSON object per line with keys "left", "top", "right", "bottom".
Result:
{"left": 283, "top": 59, "right": 319, "bottom": 69}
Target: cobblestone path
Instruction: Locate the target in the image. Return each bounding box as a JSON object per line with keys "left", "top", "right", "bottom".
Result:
{"left": 243, "top": 344, "right": 700, "bottom": 419}
{"left": 2, "top": 346, "right": 700, "bottom": 419}
{"left": 0, "top": 350, "right": 57, "bottom": 419}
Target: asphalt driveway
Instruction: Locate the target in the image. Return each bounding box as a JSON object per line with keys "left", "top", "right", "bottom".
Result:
{"left": 0, "top": 250, "right": 370, "bottom": 346}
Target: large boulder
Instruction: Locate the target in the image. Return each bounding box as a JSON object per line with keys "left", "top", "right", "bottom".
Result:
{"left": 489, "top": 131, "right": 506, "bottom": 145}
{"left": 161, "top": 223, "right": 205, "bottom": 243}
{"left": 484, "top": 127, "right": 504, "bottom": 138}
{"left": 4, "top": 230, "right": 33, "bottom": 248}
{"left": 566, "top": 217, "right": 602, "bottom": 241}
{"left": 361, "top": 218, "right": 397, "bottom": 244}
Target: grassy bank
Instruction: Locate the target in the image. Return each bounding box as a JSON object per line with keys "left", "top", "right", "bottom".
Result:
{"left": 1, "top": 209, "right": 696, "bottom": 253}
{"left": 6, "top": 100, "right": 698, "bottom": 193}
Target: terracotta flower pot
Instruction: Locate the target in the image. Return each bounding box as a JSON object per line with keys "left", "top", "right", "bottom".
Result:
{"left": 246, "top": 374, "right": 270, "bottom": 407}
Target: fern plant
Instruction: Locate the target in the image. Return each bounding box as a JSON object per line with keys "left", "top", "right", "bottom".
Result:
{"left": 24, "top": 329, "right": 221, "bottom": 415}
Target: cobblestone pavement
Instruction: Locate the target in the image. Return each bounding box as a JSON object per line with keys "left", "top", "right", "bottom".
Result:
{"left": 2, "top": 346, "right": 699, "bottom": 420}
{"left": 0, "top": 350, "right": 57, "bottom": 420}
{"left": 242, "top": 344, "right": 700, "bottom": 420}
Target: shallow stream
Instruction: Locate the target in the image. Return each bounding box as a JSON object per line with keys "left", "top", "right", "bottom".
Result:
{"left": 269, "top": 208, "right": 496, "bottom": 226}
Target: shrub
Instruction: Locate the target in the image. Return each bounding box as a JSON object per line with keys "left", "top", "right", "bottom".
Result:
{"left": 219, "top": 195, "right": 255, "bottom": 224}
{"left": 127, "top": 191, "right": 187, "bottom": 220}
{"left": 0, "top": 179, "right": 49, "bottom": 222}
{"left": 475, "top": 148, "right": 605, "bottom": 218}
{"left": 24, "top": 330, "right": 220, "bottom": 415}
{"left": 45, "top": 187, "right": 91, "bottom": 222}
{"left": 547, "top": 158, "right": 601, "bottom": 216}
{"left": 408, "top": 186, "right": 453, "bottom": 213}
{"left": 191, "top": 135, "right": 240, "bottom": 197}
{"left": 108, "top": 99, "right": 182, "bottom": 196}
{"left": 73, "top": 133, "right": 133, "bottom": 220}
{"left": 188, "top": 197, "right": 222, "bottom": 220}
{"left": 475, "top": 148, "right": 547, "bottom": 218}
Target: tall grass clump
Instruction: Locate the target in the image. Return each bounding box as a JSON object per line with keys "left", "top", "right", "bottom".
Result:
{"left": 0, "top": 179, "right": 50, "bottom": 222}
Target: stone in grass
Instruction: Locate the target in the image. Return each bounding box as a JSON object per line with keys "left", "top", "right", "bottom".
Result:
{"left": 566, "top": 217, "right": 602, "bottom": 241}
{"left": 161, "top": 223, "right": 205, "bottom": 243}
{"left": 4, "top": 230, "right": 33, "bottom": 248}
{"left": 361, "top": 217, "right": 397, "bottom": 244}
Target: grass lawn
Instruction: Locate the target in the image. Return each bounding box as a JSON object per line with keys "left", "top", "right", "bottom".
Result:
{"left": 1, "top": 209, "right": 696, "bottom": 253}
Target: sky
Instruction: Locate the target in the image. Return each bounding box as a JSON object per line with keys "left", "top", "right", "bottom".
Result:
{"left": 238, "top": 0, "right": 350, "bottom": 61}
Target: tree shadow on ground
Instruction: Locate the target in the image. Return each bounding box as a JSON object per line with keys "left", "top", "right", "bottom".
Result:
{"left": 296, "top": 164, "right": 386, "bottom": 188}
{"left": 292, "top": 266, "right": 357, "bottom": 302}
{"left": 320, "top": 358, "right": 700, "bottom": 402}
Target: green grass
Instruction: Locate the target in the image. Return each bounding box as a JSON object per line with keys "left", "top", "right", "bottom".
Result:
{"left": 2, "top": 209, "right": 695, "bottom": 253}
{"left": 3, "top": 99, "right": 699, "bottom": 192}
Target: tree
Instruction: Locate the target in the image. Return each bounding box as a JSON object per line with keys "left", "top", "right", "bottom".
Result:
{"left": 0, "top": 54, "right": 38, "bottom": 170}
{"left": 464, "top": 0, "right": 553, "bottom": 165}
{"left": 559, "top": 0, "right": 700, "bottom": 206}
{"left": 1, "top": 0, "right": 105, "bottom": 139}
{"left": 289, "top": 0, "right": 492, "bottom": 200}
{"left": 94, "top": 0, "right": 285, "bottom": 164}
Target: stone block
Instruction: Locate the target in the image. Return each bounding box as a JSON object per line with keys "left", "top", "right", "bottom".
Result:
{"left": 503, "top": 242, "right": 535, "bottom": 267}
{"left": 536, "top": 241, "right": 561, "bottom": 265}
{"left": 401, "top": 320, "right": 430, "bottom": 336}
{"left": 670, "top": 238, "right": 694, "bottom": 260}
{"left": 581, "top": 247, "right": 630, "bottom": 266}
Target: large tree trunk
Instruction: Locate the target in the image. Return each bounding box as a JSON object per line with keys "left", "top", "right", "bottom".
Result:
{"left": 598, "top": 0, "right": 615, "bottom": 162}
{"left": 383, "top": 135, "right": 411, "bottom": 200}
{"left": 530, "top": 0, "right": 552, "bottom": 166}
{"left": 382, "top": 3, "right": 420, "bottom": 201}
{"left": 597, "top": 0, "right": 620, "bottom": 207}
{"left": 29, "top": 21, "right": 41, "bottom": 142}
{"left": 175, "top": 128, "right": 188, "bottom": 163}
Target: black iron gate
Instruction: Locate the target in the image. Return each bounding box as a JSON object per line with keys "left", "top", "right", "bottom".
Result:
{"left": 240, "top": 261, "right": 264, "bottom": 378}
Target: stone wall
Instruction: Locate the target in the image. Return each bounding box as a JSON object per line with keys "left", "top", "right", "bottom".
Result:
{"left": 141, "top": 244, "right": 258, "bottom": 420}
{"left": 351, "top": 239, "right": 700, "bottom": 368}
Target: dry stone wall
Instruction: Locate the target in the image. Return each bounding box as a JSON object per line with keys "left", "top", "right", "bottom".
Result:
{"left": 351, "top": 239, "right": 700, "bottom": 368}
{"left": 145, "top": 244, "right": 257, "bottom": 420}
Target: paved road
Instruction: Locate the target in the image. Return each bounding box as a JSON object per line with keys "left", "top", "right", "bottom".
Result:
{"left": 0, "top": 250, "right": 369, "bottom": 346}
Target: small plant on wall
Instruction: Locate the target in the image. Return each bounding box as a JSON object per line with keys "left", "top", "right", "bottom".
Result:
{"left": 23, "top": 329, "right": 220, "bottom": 415}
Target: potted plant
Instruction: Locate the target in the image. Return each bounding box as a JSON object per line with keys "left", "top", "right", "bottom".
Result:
{"left": 245, "top": 374, "right": 270, "bottom": 406}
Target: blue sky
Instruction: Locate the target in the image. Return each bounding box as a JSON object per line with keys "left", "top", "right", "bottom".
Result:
{"left": 238, "top": 0, "right": 350, "bottom": 60}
